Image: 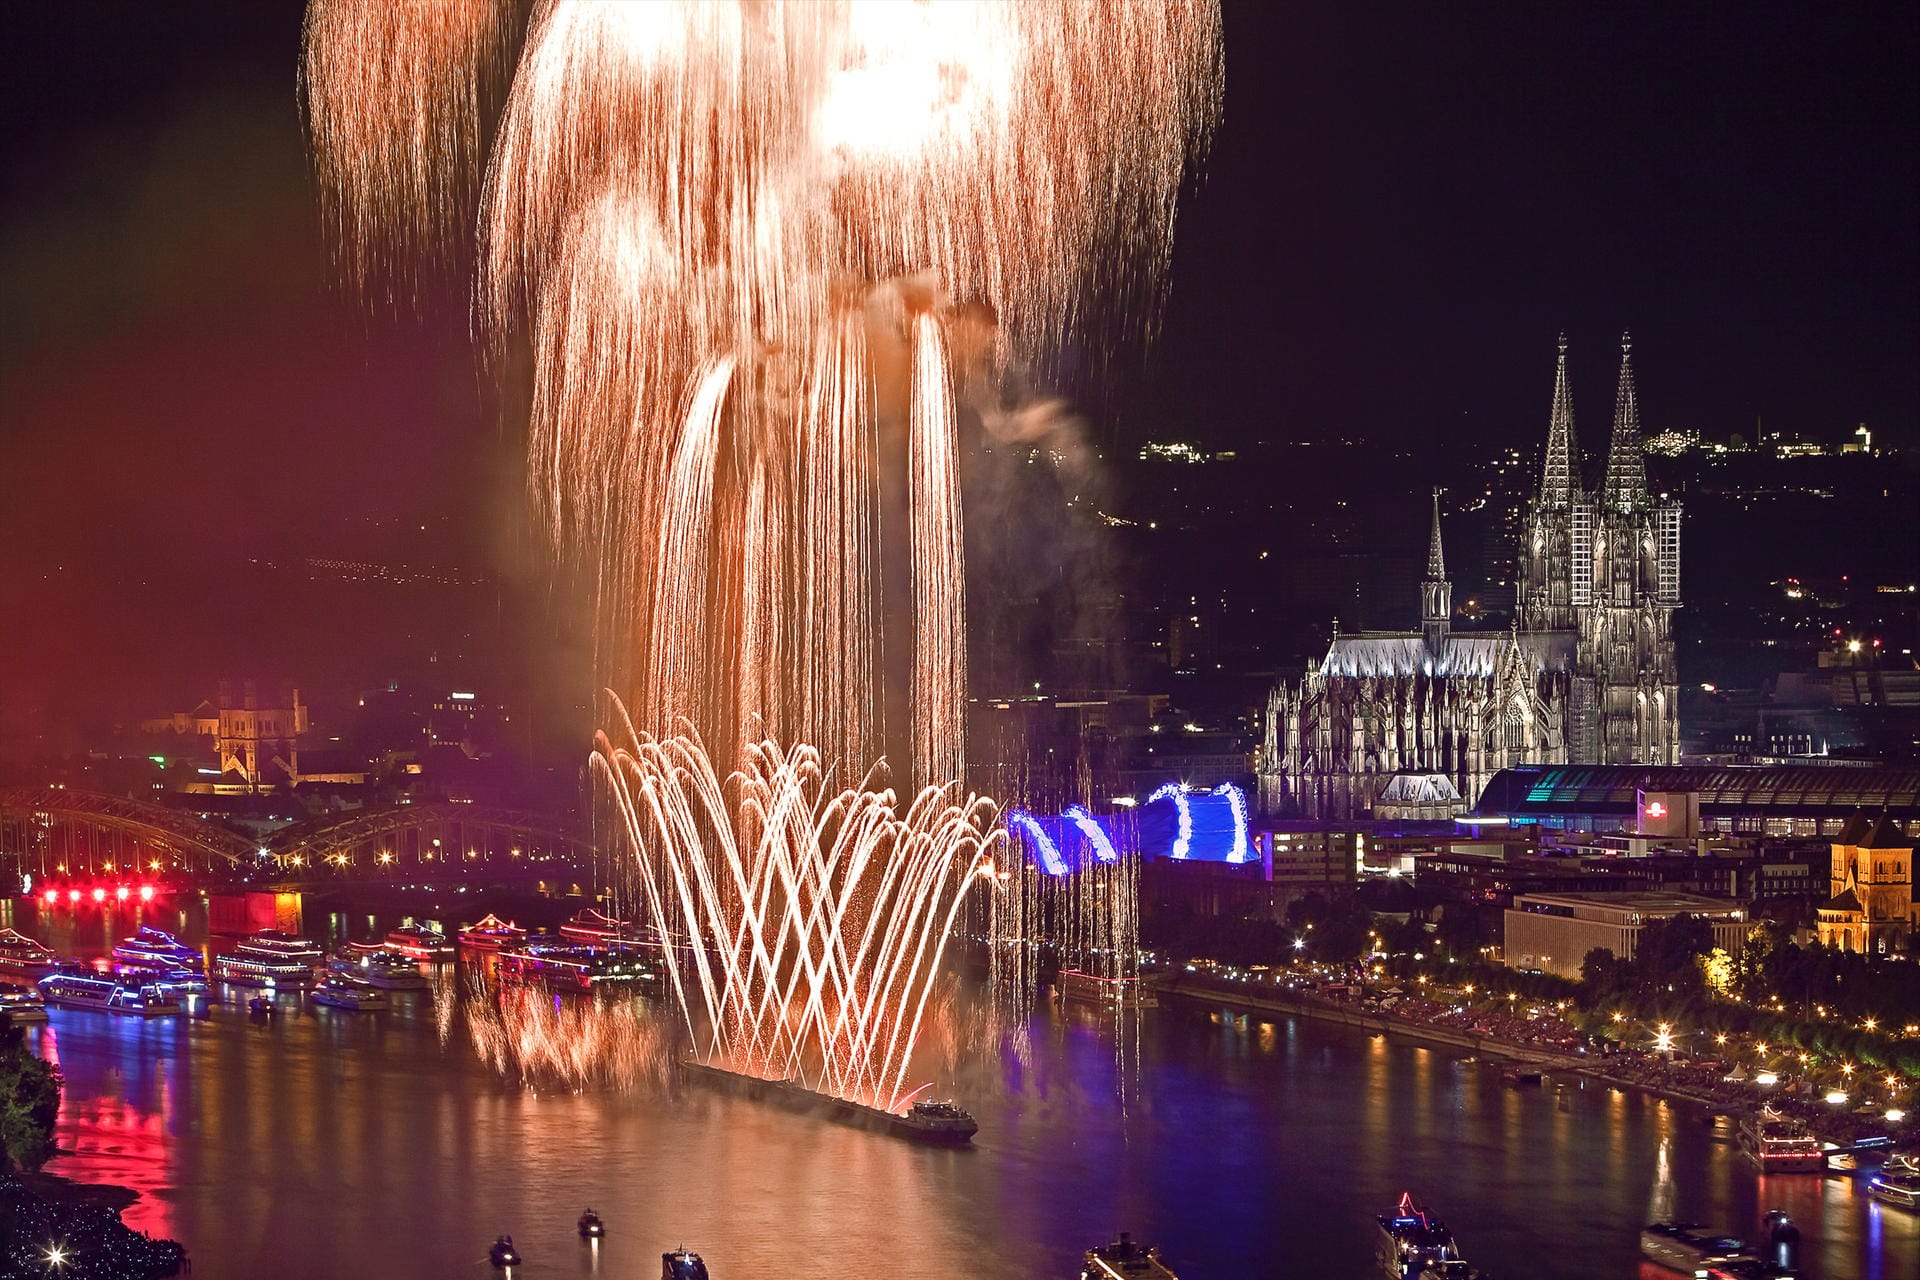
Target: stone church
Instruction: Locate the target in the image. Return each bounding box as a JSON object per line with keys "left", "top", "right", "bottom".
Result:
{"left": 1258, "top": 335, "right": 1682, "bottom": 819}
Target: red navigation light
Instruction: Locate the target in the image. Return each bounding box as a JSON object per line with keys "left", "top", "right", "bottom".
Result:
{"left": 68, "top": 889, "right": 81, "bottom": 903}
{"left": 1645, "top": 801, "right": 1668, "bottom": 819}
{"left": 91, "top": 887, "right": 107, "bottom": 904}
{"left": 138, "top": 885, "right": 155, "bottom": 902}
{"left": 115, "top": 885, "right": 130, "bottom": 902}
{"left": 42, "top": 889, "right": 57, "bottom": 905}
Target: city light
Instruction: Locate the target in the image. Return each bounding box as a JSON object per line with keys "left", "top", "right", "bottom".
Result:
{"left": 139, "top": 885, "right": 155, "bottom": 902}
{"left": 1825, "top": 1091, "right": 1849, "bottom": 1105}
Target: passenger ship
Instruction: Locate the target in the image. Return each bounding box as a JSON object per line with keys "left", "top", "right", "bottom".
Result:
{"left": 457, "top": 914, "right": 526, "bottom": 951}
{"left": 309, "top": 976, "right": 389, "bottom": 1011}
{"left": 383, "top": 924, "right": 456, "bottom": 961}
{"left": 1057, "top": 968, "right": 1159, "bottom": 1009}
{"left": 111, "top": 926, "right": 202, "bottom": 973}
{"left": 1378, "top": 1193, "right": 1477, "bottom": 1279}
{"left": 1641, "top": 1222, "right": 1754, "bottom": 1272}
{"left": 1081, "top": 1232, "right": 1178, "bottom": 1279}
{"left": 38, "top": 972, "right": 182, "bottom": 1016}
{"left": 497, "top": 941, "right": 654, "bottom": 992}
{"left": 0, "top": 929, "right": 61, "bottom": 980}
{"left": 212, "top": 932, "right": 322, "bottom": 987}
{"left": 1738, "top": 1106, "right": 1825, "bottom": 1173}
{"left": 329, "top": 950, "right": 429, "bottom": 990}
{"left": 0, "top": 989, "right": 50, "bottom": 1023}
{"left": 559, "top": 908, "right": 643, "bottom": 945}
{"left": 1869, "top": 1155, "right": 1920, "bottom": 1211}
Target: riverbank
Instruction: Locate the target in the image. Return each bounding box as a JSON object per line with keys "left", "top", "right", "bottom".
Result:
{"left": 0, "top": 1173, "right": 186, "bottom": 1279}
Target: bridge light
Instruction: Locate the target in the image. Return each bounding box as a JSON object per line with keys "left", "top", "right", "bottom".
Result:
{"left": 90, "top": 888, "right": 106, "bottom": 904}
{"left": 68, "top": 890, "right": 80, "bottom": 903}
{"left": 114, "top": 886, "right": 129, "bottom": 902}
{"left": 43, "top": 890, "right": 57, "bottom": 905}
{"left": 138, "top": 886, "right": 155, "bottom": 902}
{"left": 149, "top": 859, "right": 161, "bottom": 871}
{"left": 378, "top": 852, "right": 394, "bottom": 865}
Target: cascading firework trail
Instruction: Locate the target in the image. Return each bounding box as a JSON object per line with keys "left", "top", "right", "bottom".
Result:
{"left": 302, "top": 0, "right": 1221, "bottom": 788}
{"left": 592, "top": 713, "right": 1002, "bottom": 1110}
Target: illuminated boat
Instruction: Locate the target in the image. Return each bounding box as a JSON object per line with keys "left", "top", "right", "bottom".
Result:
{"left": 497, "top": 941, "right": 655, "bottom": 992}
{"left": 309, "top": 976, "right": 390, "bottom": 1011}
{"left": 385, "top": 924, "right": 456, "bottom": 960}
{"left": 1056, "top": 969, "right": 1158, "bottom": 1009}
{"left": 1869, "top": 1155, "right": 1920, "bottom": 1211}
{"left": 458, "top": 914, "right": 527, "bottom": 951}
{"left": 37, "top": 972, "right": 182, "bottom": 1016}
{"left": 1640, "top": 1222, "right": 1755, "bottom": 1273}
{"left": 111, "top": 926, "right": 202, "bottom": 973}
{"left": 662, "top": 1248, "right": 710, "bottom": 1280}
{"left": 559, "top": 908, "right": 639, "bottom": 944}
{"left": 330, "top": 950, "right": 429, "bottom": 990}
{"left": 680, "top": 1056, "right": 977, "bottom": 1145}
{"left": 1081, "top": 1232, "right": 1178, "bottom": 1279}
{"left": 577, "top": 1209, "right": 605, "bottom": 1239}
{"left": 1738, "top": 1106, "right": 1825, "bottom": 1173}
{"left": 0, "top": 988, "right": 49, "bottom": 1023}
{"left": 239, "top": 930, "right": 323, "bottom": 963}
{"left": 489, "top": 1236, "right": 521, "bottom": 1269}
{"left": 1377, "top": 1194, "right": 1472, "bottom": 1279}
{"left": 0, "top": 928, "right": 61, "bottom": 980}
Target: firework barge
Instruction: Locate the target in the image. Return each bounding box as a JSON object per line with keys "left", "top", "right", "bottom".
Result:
{"left": 679, "top": 1057, "right": 978, "bottom": 1145}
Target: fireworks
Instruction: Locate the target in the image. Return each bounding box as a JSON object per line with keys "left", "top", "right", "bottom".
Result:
{"left": 303, "top": 0, "right": 1221, "bottom": 785}
{"left": 593, "top": 717, "right": 1001, "bottom": 1110}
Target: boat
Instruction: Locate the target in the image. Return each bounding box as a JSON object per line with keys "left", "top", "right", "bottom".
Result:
{"left": 458, "top": 914, "right": 526, "bottom": 951}
{"left": 330, "top": 950, "right": 428, "bottom": 990}
{"left": 0, "top": 988, "right": 50, "bottom": 1023}
{"left": 1738, "top": 1106, "right": 1825, "bottom": 1173}
{"left": 1057, "top": 968, "right": 1159, "bottom": 1009}
{"left": 1499, "top": 1065, "right": 1544, "bottom": 1086}
{"left": 1640, "top": 1222, "right": 1755, "bottom": 1273}
{"left": 0, "top": 928, "right": 61, "bottom": 980}
{"left": 1378, "top": 1194, "right": 1473, "bottom": 1279}
{"left": 237, "top": 930, "right": 323, "bottom": 963}
{"left": 111, "top": 926, "right": 202, "bottom": 973}
{"left": 1868, "top": 1155, "right": 1920, "bottom": 1211}
{"left": 662, "top": 1249, "right": 710, "bottom": 1280}
{"left": 1082, "top": 1232, "right": 1178, "bottom": 1279}
{"left": 489, "top": 1236, "right": 521, "bottom": 1269}
{"left": 385, "top": 924, "right": 456, "bottom": 960}
{"left": 680, "top": 1056, "right": 978, "bottom": 1145}
{"left": 247, "top": 995, "right": 276, "bottom": 1017}
{"left": 309, "top": 976, "right": 390, "bottom": 1011}
{"left": 37, "top": 972, "right": 182, "bottom": 1017}
{"left": 496, "top": 941, "right": 656, "bottom": 992}
{"left": 560, "top": 907, "right": 641, "bottom": 945}
{"left": 577, "top": 1209, "right": 605, "bottom": 1239}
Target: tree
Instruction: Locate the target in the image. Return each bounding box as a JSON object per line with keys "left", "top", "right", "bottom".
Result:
{"left": 1632, "top": 915, "right": 1714, "bottom": 999}
{"left": 1580, "top": 947, "right": 1632, "bottom": 1004}
{"left": 0, "top": 1021, "right": 60, "bottom": 1171}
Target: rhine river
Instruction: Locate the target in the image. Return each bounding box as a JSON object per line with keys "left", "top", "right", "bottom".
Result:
{"left": 12, "top": 901, "right": 1917, "bottom": 1279}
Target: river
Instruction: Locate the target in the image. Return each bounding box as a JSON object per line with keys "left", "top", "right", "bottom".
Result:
{"left": 10, "top": 898, "right": 1918, "bottom": 1279}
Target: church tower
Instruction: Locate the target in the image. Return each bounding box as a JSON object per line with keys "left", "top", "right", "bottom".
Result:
{"left": 1421, "top": 488, "right": 1451, "bottom": 654}
{"left": 1575, "top": 333, "right": 1682, "bottom": 764}
{"left": 1517, "top": 334, "right": 1583, "bottom": 632}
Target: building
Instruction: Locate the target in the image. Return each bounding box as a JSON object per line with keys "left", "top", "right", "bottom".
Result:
{"left": 141, "top": 683, "right": 311, "bottom": 791}
{"left": 1468, "top": 764, "right": 1920, "bottom": 837}
{"left": 1259, "top": 334, "right": 1681, "bottom": 819}
{"left": 1815, "top": 812, "right": 1916, "bottom": 954}
{"left": 1504, "top": 891, "right": 1749, "bottom": 979}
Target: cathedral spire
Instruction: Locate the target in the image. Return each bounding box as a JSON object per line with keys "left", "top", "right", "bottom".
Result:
{"left": 1603, "top": 330, "right": 1649, "bottom": 511}
{"left": 1426, "top": 487, "right": 1446, "bottom": 580}
{"left": 1539, "top": 332, "right": 1580, "bottom": 507}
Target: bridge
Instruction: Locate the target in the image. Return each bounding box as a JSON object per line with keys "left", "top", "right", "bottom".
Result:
{"left": 0, "top": 787, "right": 601, "bottom": 889}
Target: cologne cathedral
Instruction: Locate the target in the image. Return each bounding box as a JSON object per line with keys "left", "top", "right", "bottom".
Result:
{"left": 1258, "top": 335, "right": 1682, "bottom": 819}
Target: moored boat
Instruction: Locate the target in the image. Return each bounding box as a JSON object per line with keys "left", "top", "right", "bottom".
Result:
{"left": 1640, "top": 1222, "right": 1754, "bottom": 1272}
{"left": 1738, "top": 1106, "right": 1825, "bottom": 1173}
{"left": 385, "top": 924, "right": 456, "bottom": 960}
{"left": 496, "top": 941, "right": 655, "bottom": 992}
{"left": 1379, "top": 1193, "right": 1472, "bottom": 1279}
{"left": 0, "top": 988, "right": 50, "bottom": 1023}
{"left": 37, "top": 972, "right": 182, "bottom": 1017}
{"left": 330, "top": 950, "right": 429, "bottom": 990}
{"left": 239, "top": 930, "right": 323, "bottom": 963}
{"left": 1057, "top": 968, "right": 1159, "bottom": 1009}
{"left": 1869, "top": 1155, "right": 1920, "bottom": 1211}
{"left": 559, "top": 907, "right": 640, "bottom": 945}
{"left": 458, "top": 914, "right": 526, "bottom": 951}
{"left": 310, "top": 976, "right": 390, "bottom": 1011}
{"left": 1082, "top": 1231, "right": 1178, "bottom": 1279}
{"left": 214, "top": 932, "right": 322, "bottom": 987}
{"left": 111, "top": 926, "right": 202, "bottom": 973}
{"left": 0, "top": 928, "right": 61, "bottom": 980}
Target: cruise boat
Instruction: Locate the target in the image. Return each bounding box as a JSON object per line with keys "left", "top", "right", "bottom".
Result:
{"left": 111, "top": 926, "right": 202, "bottom": 973}
{"left": 213, "top": 950, "right": 316, "bottom": 988}
{"left": 1378, "top": 1194, "right": 1470, "bottom": 1279}
{"left": 1868, "top": 1155, "right": 1920, "bottom": 1211}
{"left": 1082, "top": 1232, "right": 1178, "bottom": 1279}
{"left": 0, "top": 928, "right": 61, "bottom": 980}
{"left": 240, "top": 930, "right": 323, "bottom": 963}
{"left": 496, "top": 941, "right": 655, "bottom": 992}
{"left": 662, "top": 1249, "right": 710, "bottom": 1280}
{"left": 1641, "top": 1222, "right": 1755, "bottom": 1272}
{"left": 1738, "top": 1106, "right": 1825, "bottom": 1173}
{"left": 309, "top": 976, "right": 390, "bottom": 1011}
{"left": 458, "top": 914, "right": 526, "bottom": 951}
{"left": 384, "top": 924, "right": 456, "bottom": 961}
{"left": 330, "top": 950, "right": 429, "bottom": 990}
{"left": 0, "top": 988, "right": 50, "bottom": 1023}
{"left": 894, "top": 1099, "right": 979, "bottom": 1143}
{"left": 37, "top": 972, "right": 182, "bottom": 1016}
{"left": 1057, "top": 968, "right": 1159, "bottom": 1009}
{"left": 559, "top": 907, "right": 640, "bottom": 945}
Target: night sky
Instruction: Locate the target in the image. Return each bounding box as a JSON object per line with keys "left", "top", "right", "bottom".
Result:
{"left": 1, "top": 3, "right": 1914, "bottom": 742}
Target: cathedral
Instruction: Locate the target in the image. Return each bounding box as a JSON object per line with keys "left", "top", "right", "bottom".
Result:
{"left": 1258, "top": 334, "right": 1682, "bottom": 820}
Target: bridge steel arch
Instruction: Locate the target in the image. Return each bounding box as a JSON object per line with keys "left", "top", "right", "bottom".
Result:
{"left": 265, "top": 803, "right": 598, "bottom": 879}
{"left": 0, "top": 786, "right": 260, "bottom": 878}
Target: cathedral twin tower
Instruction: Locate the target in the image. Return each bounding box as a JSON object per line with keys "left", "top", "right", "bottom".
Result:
{"left": 1259, "top": 334, "right": 1682, "bottom": 820}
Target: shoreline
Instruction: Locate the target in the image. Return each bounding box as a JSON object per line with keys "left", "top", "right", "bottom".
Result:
{"left": 1159, "top": 975, "right": 1738, "bottom": 1114}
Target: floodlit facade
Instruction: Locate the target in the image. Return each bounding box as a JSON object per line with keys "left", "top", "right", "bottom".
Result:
{"left": 1815, "top": 812, "right": 1916, "bottom": 954}
{"left": 1259, "top": 335, "right": 1681, "bottom": 819}
{"left": 1504, "top": 891, "right": 1748, "bottom": 979}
